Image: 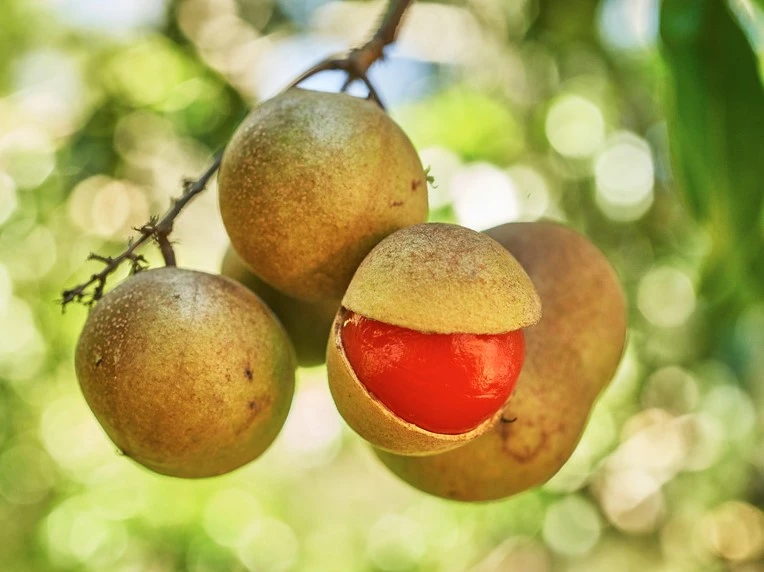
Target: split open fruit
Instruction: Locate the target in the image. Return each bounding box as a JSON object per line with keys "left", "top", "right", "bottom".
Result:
{"left": 327, "top": 223, "right": 541, "bottom": 456}
{"left": 374, "top": 221, "right": 628, "bottom": 501}
{"left": 340, "top": 312, "right": 525, "bottom": 435}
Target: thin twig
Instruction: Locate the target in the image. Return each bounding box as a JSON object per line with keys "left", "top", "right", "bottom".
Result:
{"left": 61, "top": 157, "right": 220, "bottom": 307}
{"left": 288, "top": 0, "right": 414, "bottom": 107}
{"left": 61, "top": 0, "right": 415, "bottom": 309}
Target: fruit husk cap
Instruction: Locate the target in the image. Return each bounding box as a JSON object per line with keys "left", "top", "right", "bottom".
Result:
{"left": 341, "top": 223, "right": 542, "bottom": 335}
{"left": 327, "top": 309, "right": 501, "bottom": 456}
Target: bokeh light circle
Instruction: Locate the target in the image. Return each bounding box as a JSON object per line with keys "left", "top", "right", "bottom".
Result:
{"left": 545, "top": 95, "right": 605, "bottom": 158}
{"left": 367, "top": 514, "right": 426, "bottom": 571}
{"left": 595, "top": 132, "right": 654, "bottom": 221}
{"left": 637, "top": 266, "right": 696, "bottom": 327}
{"left": 0, "top": 172, "right": 18, "bottom": 226}
{"left": 542, "top": 496, "right": 602, "bottom": 556}
{"left": 450, "top": 163, "right": 519, "bottom": 230}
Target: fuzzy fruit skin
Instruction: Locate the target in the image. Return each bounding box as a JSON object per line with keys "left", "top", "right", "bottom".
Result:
{"left": 342, "top": 223, "right": 541, "bottom": 334}
{"left": 375, "top": 222, "right": 627, "bottom": 501}
{"left": 218, "top": 88, "right": 428, "bottom": 302}
{"left": 327, "top": 223, "right": 542, "bottom": 456}
{"left": 75, "top": 267, "right": 296, "bottom": 478}
{"left": 221, "top": 247, "right": 338, "bottom": 367}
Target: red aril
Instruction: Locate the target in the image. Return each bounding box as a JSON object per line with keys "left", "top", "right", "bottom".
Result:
{"left": 341, "top": 311, "right": 525, "bottom": 434}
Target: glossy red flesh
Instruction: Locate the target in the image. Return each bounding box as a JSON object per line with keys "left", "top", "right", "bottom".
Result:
{"left": 340, "top": 311, "right": 525, "bottom": 434}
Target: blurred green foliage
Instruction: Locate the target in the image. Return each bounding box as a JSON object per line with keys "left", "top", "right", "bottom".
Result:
{"left": 0, "top": 0, "right": 763, "bottom": 571}
{"left": 661, "top": 0, "right": 764, "bottom": 335}
{"left": 396, "top": 90, "right": 525, "bottom": 164}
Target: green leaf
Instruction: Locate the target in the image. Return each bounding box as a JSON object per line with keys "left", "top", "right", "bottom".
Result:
{"left": 660, "top": 0, "right": 764, "bottom": 313}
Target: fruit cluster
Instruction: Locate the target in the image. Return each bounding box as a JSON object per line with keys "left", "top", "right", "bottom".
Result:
{"left": 74, "top": 88, "right": 627, "bottom": 501}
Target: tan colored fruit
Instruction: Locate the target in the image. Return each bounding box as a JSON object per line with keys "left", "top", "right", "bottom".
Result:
{"left": 342, "top": 223, "right": 541, "bottom": 334}
{"left": 221, "top": 247, "right": 338, "bottom": 367}
{"left": 75, "top": 267, "right": 296, "bottom": 478}
{"left": 375, "top": 221, "right": 627, "bottom": 501}
{"left": 218, "top": 87, "right": 428, "bottom": 302}
{"left": 327, "top": 223, "right": 542, "bottom": 456}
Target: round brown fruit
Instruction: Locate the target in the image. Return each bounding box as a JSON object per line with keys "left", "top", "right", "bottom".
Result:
{"left": 218, "top": 88, "right": 429, "bottom": 302}
{"left": 327, "top": 223, "right": 541, "bottom": 456}
{"left": 75, "top": 267, "right": 296, "bottom": 478}
{"left": 375, "top": 221, "right": 627, "bottom": 501}
{"left": 221, "top": 247, "right": 338, "bottom": 367}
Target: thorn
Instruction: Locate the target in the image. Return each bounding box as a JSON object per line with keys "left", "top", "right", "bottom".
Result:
{"left": 88, "top": 253, "right": 112, "bottom": 264}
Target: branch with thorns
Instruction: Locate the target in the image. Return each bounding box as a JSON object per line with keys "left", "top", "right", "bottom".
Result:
{"left": 61, "top": 0, "right": 415, "bottom": 309}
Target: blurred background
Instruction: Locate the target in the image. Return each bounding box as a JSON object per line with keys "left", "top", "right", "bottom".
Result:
{"left": 1, "top": 0, "right": 763, "bottom": 570}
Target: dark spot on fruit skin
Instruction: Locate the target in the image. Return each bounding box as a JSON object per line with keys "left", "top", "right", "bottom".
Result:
{"left": 501, "top": 415, "right": 517, "bottom": 424}
{"left": 390, "top": 200, "right": 404, "bottom": 207}
{"left": 236, "top": 399, "right": 263, "bottom": 435}
{"left": 245, "top": 368, "right": 253, "bottom": 381}
{"left": 411, "top": 179, "right": 422, "bottom": 191}
{"left": 500, "top": 418, "right": 512, "bottom": 442}
{"left": 499, "top": 421, "right": 548, "bottom": 463}
{"left": 95, "top": 357, "right": 103, "bottom": 367}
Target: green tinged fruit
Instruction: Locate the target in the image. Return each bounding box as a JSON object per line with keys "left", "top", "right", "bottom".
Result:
{"left": 75, "top": 267, "right": 296, "bottom": 478}
{"left": 218, "top": 88, "right": 429, "bottom": 302}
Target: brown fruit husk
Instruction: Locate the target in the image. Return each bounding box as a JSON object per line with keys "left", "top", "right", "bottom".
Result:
{"left": 342, "top": 223, "right": 542, "bottom": 334}
{"left": 375, "top": 221, "right": 627, "bottom": 501}
{"left": 218, "top": 88, "right": 428, "bottom": 302}
{"left": 327, "top": 223, "right": 542, "bottom": 456}
{"left": 75, "top": 267, "right": 296, "bottom": 478}
{"left": 221, "top": 247, "right": 338, "bottom": 367}
{"left": 327, "top": 309, "right": 502, "bottom": 456}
